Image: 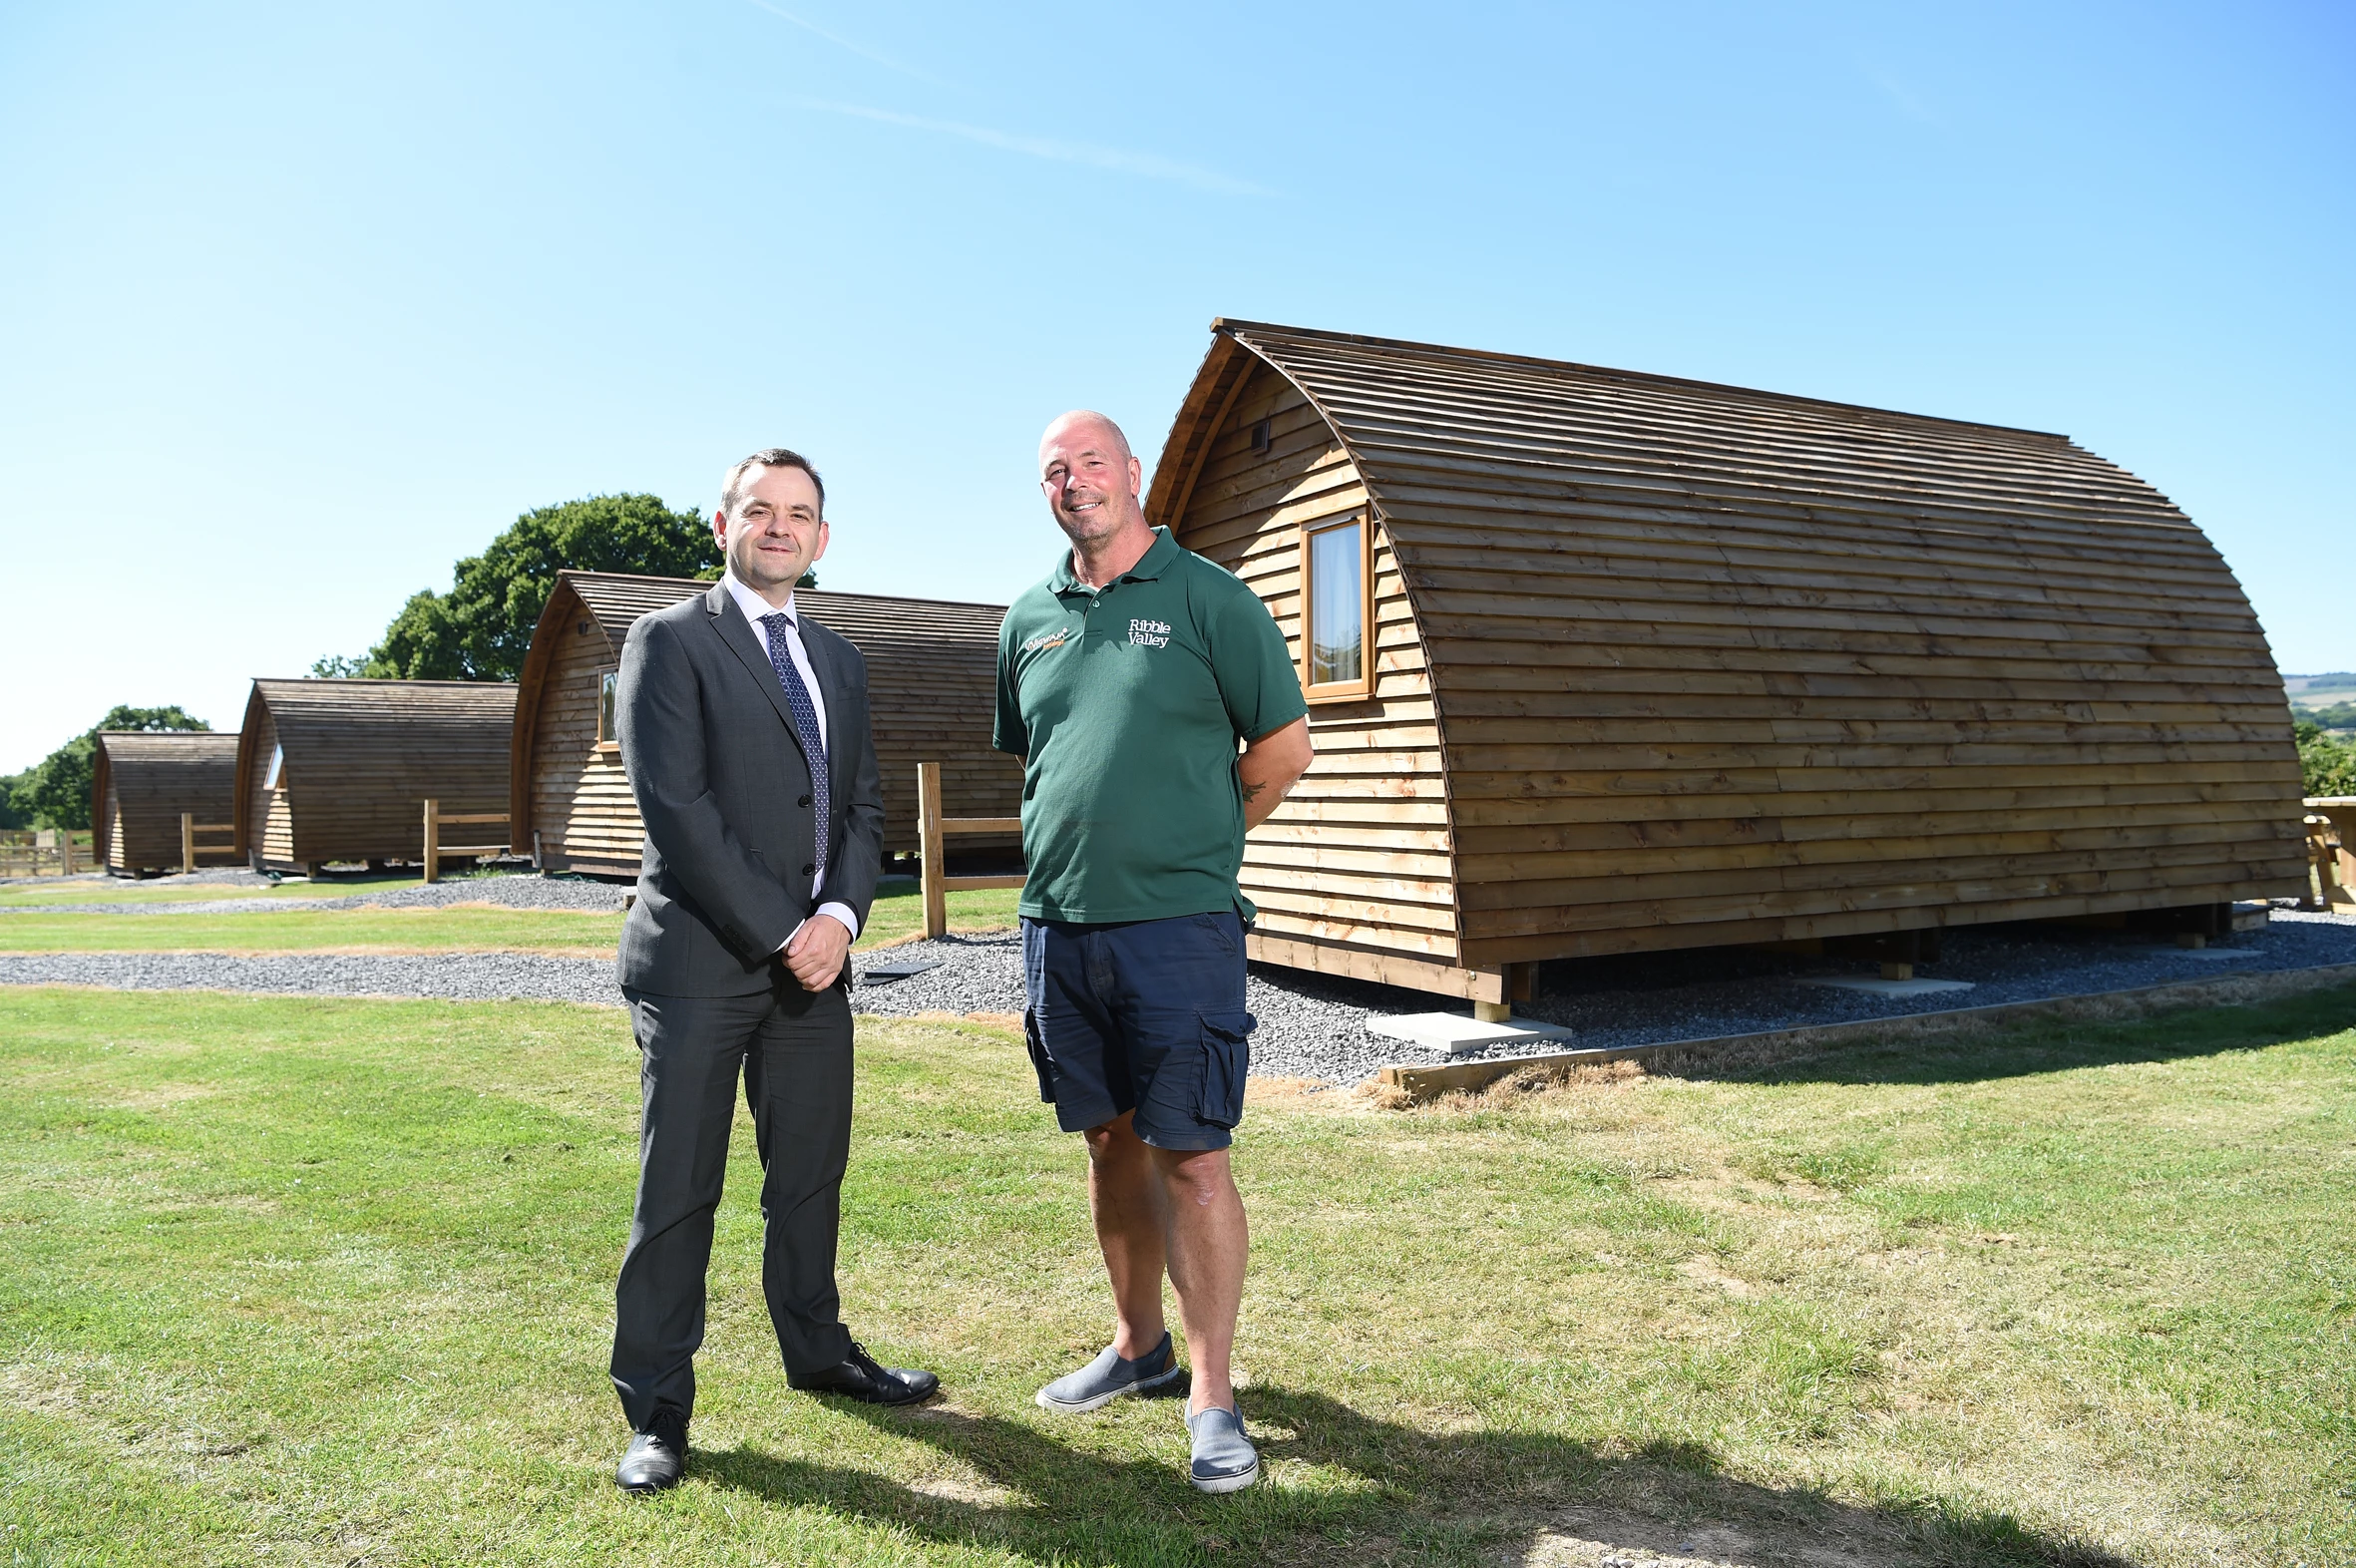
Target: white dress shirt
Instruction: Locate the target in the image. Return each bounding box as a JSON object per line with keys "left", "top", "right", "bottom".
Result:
{"left": 722, "top": 573, "right": 860, "bottom": 945}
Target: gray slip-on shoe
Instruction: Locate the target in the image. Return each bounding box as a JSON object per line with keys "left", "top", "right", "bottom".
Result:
{"left": 1185, "top": 1403, "right": 1260, "bottom": 1494}
{"left": 1034, "top": 1331, "right": 1187, "bottom": 1413}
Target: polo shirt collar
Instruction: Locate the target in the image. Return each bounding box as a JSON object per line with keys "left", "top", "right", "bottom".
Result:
{"left": 1051, "top": 526, "right": 1178, "bottom": 593}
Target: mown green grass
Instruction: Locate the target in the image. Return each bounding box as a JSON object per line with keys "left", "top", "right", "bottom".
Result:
{"left": 0, "top": 884, "right": 1021, "bottom": 958}
{"left": 856, "top": 884, "right": 1023, "bottom": 950}
{"left": 0, "top": 877, "right": 400, "bottom": 908}
{"left": 0, "top": 906, "right": 624, "bottom": 956}
{"left": 1, "top": 984, "right": 2350, "bottom": 1565}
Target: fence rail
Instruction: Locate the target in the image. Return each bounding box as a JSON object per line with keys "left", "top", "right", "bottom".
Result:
{"left": 421, "top": 801, "right": 512, "bottom": 884}
{"left": 2306, "top": 796, "right": 2356, "bottom": 912}
{"left": 180, "top": 814, "right": 239, "bottom": 875}
{"left": 916, "top": 761, "right": 1024, "bottom": 939}
{"left": 0, "top": 829, "right": 90, "bottom": 878}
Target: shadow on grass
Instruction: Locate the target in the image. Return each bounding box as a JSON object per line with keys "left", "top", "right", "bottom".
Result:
{"left": 697, "top": 1387, "right": 2136, "bottom": 1568}
{"left": 1692, "top": 979, "right": 2356, "bottom": 1091}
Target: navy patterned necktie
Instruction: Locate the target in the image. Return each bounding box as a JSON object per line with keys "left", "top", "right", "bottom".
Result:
{"left": 758, "top": 611, "right": 829, "bottom": 886}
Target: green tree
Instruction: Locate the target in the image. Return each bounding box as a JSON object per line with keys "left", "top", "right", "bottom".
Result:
{"left": 365, "top": 494, "right": 723, "bottom": 681}
{"left": 2296, "top": 719, "right": 2356, "bottom": 799}
{"left": 309, "top": 653, "right": 367, "bottom": 678}
{"left": 0, "top": 770, "right": 34, "bottom": 830}
{"left": 14, "top": 705, "right": 211, "bottom": 832}
{"left": 364, "top": 588, "right": 470, "bottom": 680}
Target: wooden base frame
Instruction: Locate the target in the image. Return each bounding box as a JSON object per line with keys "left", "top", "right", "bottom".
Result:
{"left": 1245, "top": 931, "right": 1515, "bottom": 1005}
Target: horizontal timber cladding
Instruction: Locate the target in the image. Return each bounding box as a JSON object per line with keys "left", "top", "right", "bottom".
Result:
{"left": 233, "top": 679, "right": 516, "bottom": 873}
{"left": 1165, "top": 357, "right": 1459, "bottom": 968}
{"left": 1147, "top": 320, "right": 2308, "bottom": 987}
{"left": 93, "top": 731, "right": 240, "bottom": 872}
{"left": 511, "top": 572, "right": 1021, "bottom": 878}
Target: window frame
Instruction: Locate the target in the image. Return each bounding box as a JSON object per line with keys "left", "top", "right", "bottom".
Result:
{"left": 1300, "top": 512, "right": 1376, "bottom": 704}
{"left": 595, "top": 668, "right": 620, "bottom": 751}
{"left": 261, "top": 742, "right": 285, "bottom": 792}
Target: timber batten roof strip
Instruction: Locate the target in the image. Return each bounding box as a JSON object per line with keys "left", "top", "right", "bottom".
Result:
{"left": 1210, "top": 317, "right": 2073, "bottom": 440}
{"left": 560, "top": 571, "right": 1008, "bottom": 652}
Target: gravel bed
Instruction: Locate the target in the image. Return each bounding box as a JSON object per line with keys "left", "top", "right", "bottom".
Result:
{"left": 0, "top": 951, "right": 617, "bottom": 1004}
{"left": 1, "top": 868, "right": 271, "bottom": 891}
{"left": 844, "top": 909, "right": 2356, "bottom": 1083}
{"left": 0, "top": 870, "right": 630, "bottom": 916}
{"left": 1477, "top": 908, "right": 2356, "bottom": 1060}
{"left": 6, "top": 903, "right": 2351, "bottom": 1085}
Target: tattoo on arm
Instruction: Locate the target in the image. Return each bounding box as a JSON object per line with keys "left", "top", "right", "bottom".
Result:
{"left": 1240, "top": 781, "right": 1267, "bottom": 803}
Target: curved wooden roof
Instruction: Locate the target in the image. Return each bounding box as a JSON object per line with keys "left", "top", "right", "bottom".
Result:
{"left": 1148, "top": 320, "right": 2304, "bottom": 970}
{"left": 92, "top": 731, "right": 239, "bottom": 871}
{"left": 1155, "top": 318, "right": 2193, "bottom": 560}
{"left": 512, "top": 571, "right": 1017, "bottom": 859}
{"left": 234, "top": 679, "right": 517, "bottom": 868}
{"left": 522, "top": 571, "right": 1009, "bottom": 670}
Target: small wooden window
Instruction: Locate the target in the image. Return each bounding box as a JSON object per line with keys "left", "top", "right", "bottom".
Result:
{"left": 596, "top": 669, "right": 619, "bottom": 749}
{"left": 262, "top": 743, "right": 285, "bottom": 791}
{"left": 1302, "top": 514, "right": 1374, "bottom": 703}
{"left": 1251, "top": 417, "right": 1272, "bottom": 454}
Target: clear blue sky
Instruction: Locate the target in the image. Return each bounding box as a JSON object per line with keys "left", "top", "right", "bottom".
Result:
{"left": 2, "top": 0, "right": 2348, "bottom": 771}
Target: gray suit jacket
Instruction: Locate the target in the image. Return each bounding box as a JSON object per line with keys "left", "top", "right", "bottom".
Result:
{"left": 614, "top": 583, "right": 884, "bottom": 996}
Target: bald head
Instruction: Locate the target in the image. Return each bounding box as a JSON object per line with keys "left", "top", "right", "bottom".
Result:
{"left": 1037, "top": 409, "right": 1150, "bottom": 568}
{"left": 1039, "top": 409, "right": 1133, "bottom": 467}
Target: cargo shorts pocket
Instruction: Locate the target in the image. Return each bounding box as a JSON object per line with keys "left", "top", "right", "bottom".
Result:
{"left": 1022, "top": 1009, "right": 1057, "bottom": 1104}
{"left": 1196, "top": 1012, "right": 1254, "bottom": 1130}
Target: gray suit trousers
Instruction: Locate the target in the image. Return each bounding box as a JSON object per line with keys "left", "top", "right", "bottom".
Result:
{"left": 610, "top": 975, "right": 855, "bottom": 1430}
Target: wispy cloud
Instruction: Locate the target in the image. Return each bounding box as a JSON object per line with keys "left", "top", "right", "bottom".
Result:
{"left": 1855, "top": 57, "right": 1939, "bottom": 127}
{"left": 793, "top": 98, "right": 1276, "bottom": 197}
{"left": 743, "top": 0, "right": 937, "bottom": 83}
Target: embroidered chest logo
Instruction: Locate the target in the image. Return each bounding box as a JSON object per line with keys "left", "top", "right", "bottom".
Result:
{"left": 1128, "top": 617, "right": 1172, "bottom": 649}
{"left": 1021, "top": 627, "right": 1073, "bottom": 654}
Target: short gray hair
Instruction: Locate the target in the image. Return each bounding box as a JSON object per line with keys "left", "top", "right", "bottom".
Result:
{"left": 720, "top": 448, "right": 825, "bottom": 517}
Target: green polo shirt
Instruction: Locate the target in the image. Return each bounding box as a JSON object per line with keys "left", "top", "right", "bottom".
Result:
{"left": 995, "top": 527, "right": 1308, "bottom": 924}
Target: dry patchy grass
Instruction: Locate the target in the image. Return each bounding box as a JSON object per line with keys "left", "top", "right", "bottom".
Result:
{"left": 0, "top": 983, "right": 2349, "bottom": 1565}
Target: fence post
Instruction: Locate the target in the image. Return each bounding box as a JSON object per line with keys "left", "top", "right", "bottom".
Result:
{"left": 422, "top": 799, "right": 440, "bottom": 884}
{"left": 183, "top": 813, "right": 196, "bottom": 877}
{"left": 918, "top": 762, "right": 947, "bottom": 940}
{"left": 61, "top": 829, "right": 76, "bottom": 876}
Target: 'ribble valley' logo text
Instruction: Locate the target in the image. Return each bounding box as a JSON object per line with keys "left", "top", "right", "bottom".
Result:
{"left": 1128, "top": 618, "right": 1171, "bottom": 649}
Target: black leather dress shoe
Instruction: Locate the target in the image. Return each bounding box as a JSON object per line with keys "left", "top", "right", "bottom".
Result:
{"left": 789, "top": 1341, "right": 940, "bottom": 1405}
{"left": 614, "top": 1409, "right": 687, "bottom": 1492}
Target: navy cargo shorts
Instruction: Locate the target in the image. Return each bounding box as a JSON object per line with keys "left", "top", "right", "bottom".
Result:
{"left": 1020, "top": 910, "right": 1256, "bottom": 1151}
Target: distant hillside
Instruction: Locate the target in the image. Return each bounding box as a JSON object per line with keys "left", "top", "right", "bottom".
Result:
{"left": 2285, "top": 672, "right": 2356, "bottom": 713}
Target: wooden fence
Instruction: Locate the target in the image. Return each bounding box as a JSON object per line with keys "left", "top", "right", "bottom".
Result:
{"left": 180, "top": 813, "right": 239, "bottom": 876}
{"left": 0, "top": 829, "right": 91, "bottom": 878}
{"left": 2307, "top": 797, "right": 2356, "bottom": 912}
{"left": 421, "top": 801, "right": 511, "bottom": 884}
{"left": 915, "top": 761, "right": 1024, "bottom": 939}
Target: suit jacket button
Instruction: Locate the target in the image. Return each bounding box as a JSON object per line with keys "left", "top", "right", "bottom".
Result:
{"left": 798, "top": 795, "right": 812, "bottom": 807}
{"left": 801, "top": 864, "right": 815, "bottom": 877}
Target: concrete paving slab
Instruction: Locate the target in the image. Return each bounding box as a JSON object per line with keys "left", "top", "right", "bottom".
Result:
{"left": 1795, "top": 976, "right": 1978, "bottom": 997}
{"left": 1366, "top": 1011, "right": 1578, "bottom": 1057}
{"left": 860, "top": 958, "right": 944, "bottom": 982}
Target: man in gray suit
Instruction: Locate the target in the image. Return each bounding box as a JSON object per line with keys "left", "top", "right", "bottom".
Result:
{"left": 608, "top": 447, "right": 938, "bottom": 1495}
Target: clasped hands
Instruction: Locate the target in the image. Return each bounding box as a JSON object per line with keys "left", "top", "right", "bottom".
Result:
{"left": 782, "top": 912, "right": 852, "bottom": 990}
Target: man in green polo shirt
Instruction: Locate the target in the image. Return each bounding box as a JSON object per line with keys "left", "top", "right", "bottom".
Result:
{"left": 996, "top": 410, "right": 1312, "bottom": 1494}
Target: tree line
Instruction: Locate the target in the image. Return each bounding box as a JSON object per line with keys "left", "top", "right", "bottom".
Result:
{"left": 320, "top": 493, "right": 729, "bottom": 681}
{"left": 1, "top": 707, "right": 212, "bottom": 833}
{"left": 6, "top": 493, "right": 756, "bottom": 830}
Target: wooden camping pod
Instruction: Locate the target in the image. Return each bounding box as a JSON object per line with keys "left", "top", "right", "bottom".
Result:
{"left": 511, "top": 571, "right": 1021, "bottom": 879}
{"left": 92, "top": 731, "right": 240, "bottom": 875}
{"left": 233, "top": 679, "right": 517, "bottom": 875}
{"left": 1145, "top": 320, "right": 2309, "bottom": 1002}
